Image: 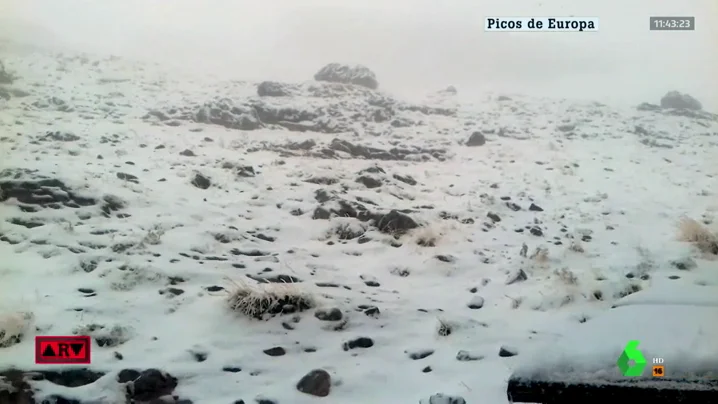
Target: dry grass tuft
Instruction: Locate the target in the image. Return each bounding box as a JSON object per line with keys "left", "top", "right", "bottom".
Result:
{"left": 226, "top": 278, "right": 315, "bottom": 319}
{"left": 677, "top": 217, "right": 718, "bottom": 255}
{"left": 0, "top": 61, "right": 18, "bottom": 84}
{"left": 0, "top": 311, "right": 33, "bottom": 348}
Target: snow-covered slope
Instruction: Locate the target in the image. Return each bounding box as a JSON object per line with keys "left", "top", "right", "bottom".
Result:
{"left": 1, "top": 42, "right": 718, "bottom": 404}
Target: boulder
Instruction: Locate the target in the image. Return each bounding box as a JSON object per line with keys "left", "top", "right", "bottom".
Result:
{"left": 314, "top": 63, "right": 379, "bottom": 90}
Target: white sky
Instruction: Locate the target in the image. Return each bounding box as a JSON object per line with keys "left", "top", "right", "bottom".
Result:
{"left": 1, "top": 0, "right": 716, "bottom": 108}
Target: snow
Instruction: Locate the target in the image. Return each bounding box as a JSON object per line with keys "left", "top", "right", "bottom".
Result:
{"left": 1, "top": 2, "right": 717, "bottom": 403}
{"left": 614, "top": 283, "right": 718, "bottom": 308}
{"left": 512, "top": 305, "right": 718, "bottom": 383}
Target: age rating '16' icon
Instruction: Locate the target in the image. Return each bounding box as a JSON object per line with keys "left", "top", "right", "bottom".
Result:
{"left": 35, "top": 336, "right": 92, "bottom": 365}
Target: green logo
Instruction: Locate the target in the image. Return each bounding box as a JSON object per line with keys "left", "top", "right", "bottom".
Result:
{"left": 617, "top": 340, "right": 647, "bottom": 376}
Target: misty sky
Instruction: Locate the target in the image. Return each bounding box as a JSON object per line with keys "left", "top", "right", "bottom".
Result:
{"left": 1, "top": 0, "right": 716, "bottom": 108}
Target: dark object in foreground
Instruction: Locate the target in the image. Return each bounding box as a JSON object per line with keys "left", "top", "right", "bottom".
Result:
{"left": 507, "top": 375, "right": 718, "bottom": 404}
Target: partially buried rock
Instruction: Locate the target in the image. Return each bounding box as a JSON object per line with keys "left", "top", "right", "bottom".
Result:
{"left": 465, "top": 131, "right": 486, "bottom": 146}
{"left": 296, "top": 369, "right": 332, "bottom": 397}
{"left": 376, "top": 210, "right": 419, "bottom": 236}
{"left": 660, "top": 91, "right": 702, "bottom": 110}
{"left": 356, "top": 175, "right": 382, "bottom": 189}
{"left": 420, "top": 393, "right": 467, "bottom": 404}
{"left": 191, "top": 173, "right": 211, "bottom": 189}
{"left": 314, "top": 63, "right": 379, "bottom": 90}
{"left": 257, "top": 81, "right": 295, "bottom": 97}
{"left": 499, "top": 346, "right": 518, "bottom": 357}
{"left": 263, "top": 347, "right": 286, "bottom": 357}
{"left": 506, "top": 269, "right": 528, "bottom": 285}
{"left": 315, "top": 307, "right": 343, "bottom": 321}
{"left": 126, "top": 369, "right": 178, "bottom": 402}
{"left": 467, "top": 295, "right": 484, "bottom": 309}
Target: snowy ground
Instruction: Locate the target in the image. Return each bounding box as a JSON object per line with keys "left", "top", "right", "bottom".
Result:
{"left": 1, "top": 38, "right": 718, "bottom": 403}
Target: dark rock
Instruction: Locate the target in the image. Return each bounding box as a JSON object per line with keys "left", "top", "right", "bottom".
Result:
{"left": 314, "top": 63, "right": 379, "bottom": 90}
{"left": 0, "top": 369, "right": 34, "bottom": 403}
{"left": 671, "top": 257, "right": 697, "bottom": 270}
{"left": 117, "top": 369, "right": 141, "bottom": 383}
{"left": 660, "top": 91, "right": 702, "bottom": 110}
{"left": 101, "top": 194, "right": 126, "bottom": 217}
{"left": 390, "top": 267, "right": 410, "bottom": 277}
{"left": 408, "top": 349, "right": 434, "bottom": 360}
{"left": 637, "top": 102, "right": 661, "bottom": 112}
{"left": 499, "top": 346, "right": 518, "bottom": 357}
{"left": 254, "top": 233, "right": 275, "bottom": 242}
{"left": 116, "top": 172, "right": 139, "bottom": 183}
{"left": 191, "top": 173, "right": 211, "bottom": 189}
{"left": 327, "top": 138, "right": 448, "bottom": 162}
{"left": 376, "top": 210, "right": 419, "bottom": 236}
{"left": 528, "top": 203, "right": 543, "bottom": 212}
{"left": 41, "top": 131, "right": 80, "bottom": 142}
{"left": 0, "top": 173, "right": 101, "bottom": 212}
{"left": 456, "top": 350, "right": 483, "bottom": 361}
{"left": 435, "top": 254, "right": 455, "bottom": 263}
{"left": 305, "top": 176, "right": 338, "bottom": 185}
{"left": 465, "top": 131, "right": 486, "bottom": 146}
{"left": 236, "top": 166, "right": 256, "bottom": 178}
{"left": 506, "top": 202, "right": 521, "bottom": 211}
{"left": 467, "top": 296, "right": 484, "bottom": 309}
{"left": 191, "top": 351, "right": 207, "bottom": 362}
{"left": 314, "top": 189, "right": 332, "bottom": 203}
{"left": 557, "top": 124, "right": 575, "bottom": 132}
{"left": 179, "top": 149, "right": 195, "bottom": 157}
{"left": 246, "top": 274, "right": 301, "bottom": 283}
{"left": 393, "top": 174, "right": 417, "bottom": 185}
{"left": 342, "top": 337, "right": 374, "bottom": 350}
{"left": 257, "top": 81, "right": 295, "bottom": 97}
{"left": 506, "top": 269, "right": 528, "bottom": 285}
{"left": 529, "top": 226, "right": 543, "bottom": 236}
{"left": 30, "top": 369, "right": 105, "bottom": 388}
{"left": 263, "top": 347, "right": 286, "bottom": 357}
{"left": 487, "top": 212, "right": 501, "bottom": 222}
{"left": 127, "top": 369, "right": 178, "bottom": 402}
{"left": 164, "top": 287, "right": 184, "bottom": 296}
{"left": 360, "top": 166, "right": 386, "bottom": 174}
{"left": 421, "top": 393, "right": 467, "bottom": 404}
{"left": 315, "top": 308, "right": 343, "bottom": 321}
{"left": 356, "top": 175, "right": 382, "bottom": 189}
{"left": 361, "top": 305, "right": 380, "bottom": 317}
{"left": 296, "top": 369, "right": 331, "bottom": 397}
{"left": 194, "top": 99, "right": 261, "bottom": 130}
{"left": 440, "top": 86, "right": 457, "bottom": 95}
{"left": 312, "top": 207, "right": 331, "bottom": 220}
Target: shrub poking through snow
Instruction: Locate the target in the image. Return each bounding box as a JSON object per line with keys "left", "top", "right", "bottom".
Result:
{"left": 0, "top": 61, "right": 18, "bottom": 85}
{"left": 677, "top": 217, "right": 718, "bottom": 255}
{"left": 0, "top": 312, "right": 33, "bottom": 348}
{"left": 226, "top": 279, "right": 315, "bottom": 319}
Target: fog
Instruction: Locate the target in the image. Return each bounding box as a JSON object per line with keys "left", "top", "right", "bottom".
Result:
{"left": 2, "top": 0, "right": 716, "bottom": 108}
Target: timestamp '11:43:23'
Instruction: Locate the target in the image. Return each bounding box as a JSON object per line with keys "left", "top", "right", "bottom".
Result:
{"left": 650, "top": 16, "right": 695, "bottom": 31}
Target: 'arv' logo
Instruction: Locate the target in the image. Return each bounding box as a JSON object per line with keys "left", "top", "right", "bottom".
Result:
{"left": 617, "top": 340, "right": 647, "bottom": 376}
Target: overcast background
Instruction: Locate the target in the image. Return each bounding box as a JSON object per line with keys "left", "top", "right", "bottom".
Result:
{"left": 1, "top": 0, "right": 716, "bottom": 109}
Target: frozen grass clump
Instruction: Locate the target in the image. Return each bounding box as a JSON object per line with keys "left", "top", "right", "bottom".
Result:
{"left": 0, "top": 61, "right": 18, "bottom": 85}
{"left": 227, "top": 279, "right": 315, "bottom": 320}
{"left": 677, "top": 217, "right": 718, "bottom": 255}
{"left": 0, "top": 311, "right": 33, "bottom": 348}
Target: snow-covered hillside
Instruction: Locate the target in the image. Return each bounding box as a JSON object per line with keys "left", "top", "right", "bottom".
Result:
{"left": 1, "top": 41, "right": 717, "bottom": 404}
